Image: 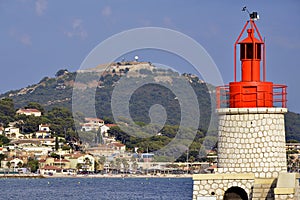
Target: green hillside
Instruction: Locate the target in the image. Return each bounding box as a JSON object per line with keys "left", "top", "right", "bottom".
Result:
{"left": 285, "top": 112, "right": 300, "bottom": 142}
{"left": 0, "top": 63, "right": 299, "bottom": 142}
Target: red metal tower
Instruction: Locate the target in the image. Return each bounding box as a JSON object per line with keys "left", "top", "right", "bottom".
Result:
{"left": 217, "top": 12, "right": 287, "bottom": 108}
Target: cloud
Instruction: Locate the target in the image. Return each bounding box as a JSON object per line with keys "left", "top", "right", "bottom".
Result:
{"left": 101, "top": 6, "right": 112, "bottom": 17}
{"left": 35, "top": 0, "right": 47, "bottom": 16}
{"left": 9, "top": 29, "right": 32, "bottom": 46}
{"left": 64, "top": 19, "right": 88, "bottom": 39}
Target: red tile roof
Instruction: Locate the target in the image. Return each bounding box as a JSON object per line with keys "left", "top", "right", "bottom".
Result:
{"left": 17, "top": 108, "right": 41, "bottom": 113}
{"left": 106, "top": 124, "right": 117, "bottom": 127}
{"left": 111, "top": 142, "right": 125, "bottom": 147}
{"left": 42, "top": 166, "right": 61, "bottom": 170}
{"left": 85, "top": 117, "right": 104, "bottom": 122}
{"left": 54, "top": 159, "right": 70, "bottom": 163}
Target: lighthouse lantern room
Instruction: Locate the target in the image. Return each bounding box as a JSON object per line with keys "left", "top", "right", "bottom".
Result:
{"left": 217, "top": 12, "right": 287, "bottom": 108}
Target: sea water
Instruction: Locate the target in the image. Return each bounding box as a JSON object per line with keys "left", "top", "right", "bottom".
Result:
{"left": 0, "top": 178, "right": 193, "bottom": 200}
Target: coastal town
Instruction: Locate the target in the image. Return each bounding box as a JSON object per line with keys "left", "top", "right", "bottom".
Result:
{"left": 0, "top": 106, "right": 215, "bottom": 177}
{"left": 0, "top": 106, "right": 299, "bottom": 178}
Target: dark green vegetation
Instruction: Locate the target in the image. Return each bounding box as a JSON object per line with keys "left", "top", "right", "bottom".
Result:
{"left": 285, "top": 112, "right": 300, "bottom": 142}
{"left": 0, "top": 98, "right": 76, "bottom": 140}
{"left": 1, "top": 66, "right": 300, "bottom": 160}
{"left": 0, "top": 98, "right": 15, "bottom": 126}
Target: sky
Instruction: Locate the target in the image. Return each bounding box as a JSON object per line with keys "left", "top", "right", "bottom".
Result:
{"left": 1, "top": 0, "right": 300, "bottom": 112}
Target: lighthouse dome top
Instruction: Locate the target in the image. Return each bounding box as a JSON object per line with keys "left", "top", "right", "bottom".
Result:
{"left": 238, "top": 29, "right": 263, "bottom": 44}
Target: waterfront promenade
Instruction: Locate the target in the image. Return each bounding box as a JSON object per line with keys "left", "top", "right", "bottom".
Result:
{"left": 0, "top": 173, "right": 193, "bottom": 179}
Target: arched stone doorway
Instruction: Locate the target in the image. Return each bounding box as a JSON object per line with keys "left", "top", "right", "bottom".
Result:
{"left": 224, "top": 187, "right": 248, "bottom": 200}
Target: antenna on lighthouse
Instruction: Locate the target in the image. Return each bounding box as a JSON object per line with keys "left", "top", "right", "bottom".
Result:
{"left": 242, "top": 6, "right": 250, "bottom": 14}
{"left": 242, "top": 6, "right": 259, "bottom": 20}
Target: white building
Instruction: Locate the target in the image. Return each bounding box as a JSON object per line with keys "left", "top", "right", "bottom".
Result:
{"left": 36, "top": 124, "right": 51, "bottom": 139}
{"left": 81, "top": 117, "right": 104, "bottom": 132}
{"left": 16, "top": 108, "right": 41, "bottom": 117}
{"left": 4, "top": 127, "right": 23, "bottom": 139}
{"left": 77, "top": 154, "right": 95, "bottom": 172}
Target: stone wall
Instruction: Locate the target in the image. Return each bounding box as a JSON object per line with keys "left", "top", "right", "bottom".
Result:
{"left": 192, "top": 173, "right": 299, "bottom": 200}
{"left": 252, "top": 178, "right": 277, "bottom": 200}
{"left": 192, "top": 173, "right": 255, "bottom": 200}
{"left": 274, "top": 172, "right": 300, "bottom": 200}
{"left": 217, "top": 108, "right": 287, "bottom": 178}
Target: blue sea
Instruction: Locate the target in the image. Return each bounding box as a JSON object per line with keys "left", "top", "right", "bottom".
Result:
{"left": 0, "top": 178, "right": 193, "bottom": 200}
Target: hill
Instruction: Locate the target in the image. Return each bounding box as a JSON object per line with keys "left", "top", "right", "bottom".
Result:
{"left": 0, "top": 62, "right": 300, "bottom": 142}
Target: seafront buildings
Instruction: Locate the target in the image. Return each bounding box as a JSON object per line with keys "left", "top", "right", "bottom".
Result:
{"left": 0, "top": 107, "right": 299, "bottom": 177}
{"left": 0, "top": 107, "right": 216, "bottom": 176}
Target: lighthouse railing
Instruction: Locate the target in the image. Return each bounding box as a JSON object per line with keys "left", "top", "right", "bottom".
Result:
{"left": 273, "top": 84, "right": 287, "bottom": 108}
{"left": 216, "top": 85, "right": 230, "bottom": 109}
{"left": 216, "top": 84, "right": 287, "bottom": 109}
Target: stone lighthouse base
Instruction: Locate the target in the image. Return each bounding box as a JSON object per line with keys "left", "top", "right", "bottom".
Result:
{"left": 192, "top": 172, "right": 300, "bottom": 200}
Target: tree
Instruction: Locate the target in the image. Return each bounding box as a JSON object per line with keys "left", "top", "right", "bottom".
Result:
{"left": 50, "top": 152, "right": 60, "bottom": 159}
{"left": 15, "top": 115, "right": 47, "bottom": 134}
{"left": 76, "top": 163, "right": 83, "bottom": 172}
{"left": 17, "top": 161, "right": 23, "bottom": 168}
{"left": 99, "top": 156, "right": 106, "bottom": 166}
{"left": 46, "top": 107, "right": 75, "bottom": 140}
{"left": 103, "top": 117, "right": 114, "bottom": 124}
{"left": 94, "top": 160, "right": 100, "bottom": 172}
{"left": 61, "top": 145, "right": 71, "bottom": 151}
{"left": 0, "top": 135, "right": 10, "bottom": 146}
{"left": 83, "top": 157, "right": 91, "bottom": 172}
{"left": 0, "top": 154, "right": 7, "bottom": 167}
{"left": 55, "top": 137, "right": 59, "bottom": 151}
{"left": 55, "top": 69, "right": 68, "bottom": 77}
{"left": 121, "top": 158, "right": 129, "bottom": 173}
{"left": 132, "top": 161, "right": 138, "bottom": 173}
{"left": 0, "top": 98, "right": 15, "bottom": 126}
{"left": 115, "top": 158, "right": 121, "bottom": 173}
{"left": 6, "top": 161, "right": 11, "bottom": 169}
{"left": 109, "top": 160, "right": 115, "bottom": 173}
{"left": 26, "top": 158, "right": 39, "bottom": 173}
{"left": 96, "top": 128, "right": 103, "bottom": 144}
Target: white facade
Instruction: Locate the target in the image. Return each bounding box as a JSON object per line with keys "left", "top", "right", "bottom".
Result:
{"left": 16, "top": 108, "right": 41, "bottom": 117}
{"left": 77, "top": 154, "right": 95, "bottom": 172}
{"left": 81, "top": 118, "right": 104, "bottom": 132}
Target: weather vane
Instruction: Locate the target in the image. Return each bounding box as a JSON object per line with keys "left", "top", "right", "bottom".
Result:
{"left": 242, "top": 6, "right": 259, "bottom": 20}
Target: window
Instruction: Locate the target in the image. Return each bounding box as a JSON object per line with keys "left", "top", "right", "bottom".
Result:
{"left": 246, "top": 43, "right": 253, "bottom": 59}
{"left": 240, "top": 44, "right": 246, "bottom": 59}
{"left": 240, "top": 43, "right": 255, "bottom": 59}
{"left": 256, "top": 44, "right": 261, "bottom": 59}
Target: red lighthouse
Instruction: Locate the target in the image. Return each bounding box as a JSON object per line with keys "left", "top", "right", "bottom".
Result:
{"left": 193, "top": 11, "right": 294, "bottom": 200}
{"left": 217, "top": 12, "right": 287, "bottom": 108}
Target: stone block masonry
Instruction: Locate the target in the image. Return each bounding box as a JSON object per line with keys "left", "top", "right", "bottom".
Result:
{"left": 192, "top": 107, "right": 300, "bottom": 200}
{"left": 193, "top": 173, "right": 255, "bottom": 200}
{"left": 216, "top": 108, "right": 287, "bottom": 178}
{"left": 192, "top": 173, "right": 300, "bottom": 200}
